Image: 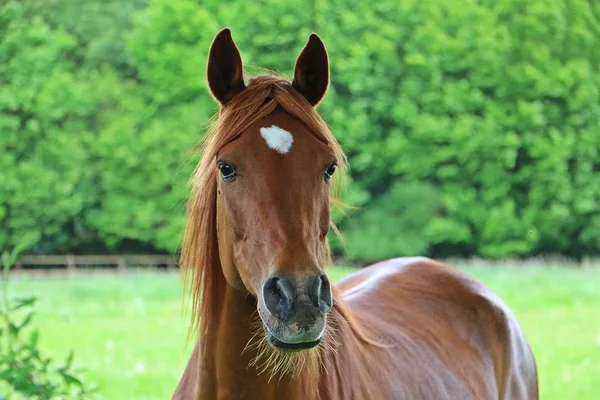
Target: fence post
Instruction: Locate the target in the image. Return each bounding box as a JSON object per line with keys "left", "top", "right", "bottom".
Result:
{"left": 117, "top": 257, "right": 127, "bottom": 273}
{"left": 66, "top": 254, "right": 76, "bottom": 275}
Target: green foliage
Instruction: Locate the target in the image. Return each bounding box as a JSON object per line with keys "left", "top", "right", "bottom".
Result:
{"left": 341, "top": 182, "right": 442, "bottom": 261}
{"left": 1, "top": 0, "right": 600, "bottom": 261}
{"left": 85, "top": 0, "right": 219, "bottom": 252}
{"left": 22, "top": 0, "right": 146, "bottom": 73}
{"left": 321, "top": 0, "right": 600, "bottom": 260}
{"left": 0, "top": 238, "right": 93, "bottom": 399}
{"left": 84, "top": 73, "right": 199, "bottom": 252}
{"left": 0, "top": 1, "right": 97, "bottom": 253}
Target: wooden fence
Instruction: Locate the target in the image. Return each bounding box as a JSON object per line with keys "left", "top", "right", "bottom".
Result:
{"left": 14, "top": 254, "right": 179, "bottom": 273}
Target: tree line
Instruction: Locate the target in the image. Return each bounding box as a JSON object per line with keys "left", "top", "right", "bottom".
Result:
{"left": 1, "top": 0, "right": 599, "bottom": 262}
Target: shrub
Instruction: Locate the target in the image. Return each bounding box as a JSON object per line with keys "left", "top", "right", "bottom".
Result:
{"left": 0, "top": 238, "right": 93, "bottom": 399}
{"left": 341, "top": 182, "right": 442, "bottom": 261}
{"left": 319, "top": 0, "right": 600, "bottom": 260}
{"left": 0, "top": 1, "right": 97, "bottom": 254}
{"left": 3, "top": 0, "right": 600, "bottom": 262}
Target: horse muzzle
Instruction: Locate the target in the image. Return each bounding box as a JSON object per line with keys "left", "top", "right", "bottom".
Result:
{"left": 258, "top": 271, "right": 332, "bottom": 350}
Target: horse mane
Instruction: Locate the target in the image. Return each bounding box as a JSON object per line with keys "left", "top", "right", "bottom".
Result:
{"left": 181, "top": 75, "right": 347, "bottom": 349}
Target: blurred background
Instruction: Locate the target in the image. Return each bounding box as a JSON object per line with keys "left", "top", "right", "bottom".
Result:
{"left": 1, "top": 0, "right": 599, "bottom": 399}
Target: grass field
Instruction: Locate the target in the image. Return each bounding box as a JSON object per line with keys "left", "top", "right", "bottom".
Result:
{"left": 8, "top": 262, "right": 600, "bottom": 399}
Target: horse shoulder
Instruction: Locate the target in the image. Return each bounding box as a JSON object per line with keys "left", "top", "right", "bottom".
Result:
{"left": 399, "top": 258, "right": 538, "bottom": 399}
{"left": 335, "top": 257, "right": 538, "bottom": 399}
{"left": 418, "top": 261, "right": 539, "bottom": 400}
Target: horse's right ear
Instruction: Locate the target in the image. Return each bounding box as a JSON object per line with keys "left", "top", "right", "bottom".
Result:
{"left": 207, "top": 28, "right": 246, "bottom": 106}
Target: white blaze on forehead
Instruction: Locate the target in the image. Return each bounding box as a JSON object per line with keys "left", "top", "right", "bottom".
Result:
{"left": 259, "top": 125, "right": 294, "bottom": 154}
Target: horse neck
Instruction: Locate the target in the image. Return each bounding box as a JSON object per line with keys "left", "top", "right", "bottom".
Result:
{"left": 196, "top": 262, "right": 321, "bottom": 400}
{"left": 318, "top": 294, "right": 382, "bottom": 400}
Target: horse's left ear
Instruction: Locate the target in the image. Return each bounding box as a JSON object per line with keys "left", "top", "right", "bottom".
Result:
{"left": 292, "top": 33, "right": 329, "bottom": 107}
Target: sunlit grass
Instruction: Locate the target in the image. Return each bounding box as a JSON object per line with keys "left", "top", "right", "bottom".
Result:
{"left": 10, "top": 262, "right": 600, "bottom": 400}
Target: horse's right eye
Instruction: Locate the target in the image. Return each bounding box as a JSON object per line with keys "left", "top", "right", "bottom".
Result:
{"left": 217, "top": 161, "right": 237, "bottom": 182}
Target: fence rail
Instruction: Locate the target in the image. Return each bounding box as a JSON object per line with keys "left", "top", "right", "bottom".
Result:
{"left": 14, "top": 254, "right": 179, "bottom": 272}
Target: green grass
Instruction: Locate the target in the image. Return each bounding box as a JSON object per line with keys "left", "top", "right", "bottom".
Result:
{"left": 8, "top": 263, "right": 600, "bottom": 399}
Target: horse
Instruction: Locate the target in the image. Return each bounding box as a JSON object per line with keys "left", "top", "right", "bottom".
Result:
{"left": 173, "top": 28, "right": 539, "bottom": 400}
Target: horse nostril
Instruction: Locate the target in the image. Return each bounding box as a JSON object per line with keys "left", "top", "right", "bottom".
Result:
{"left": 276, "top": 277, "right": 294, "bottom": 301}
{"left": 263, "top": 272, "right": 332, "bottom": 321}
{"left": 313, "top": 272, "right": 332, "bottom": 312}
{"left": 263, "top": 275, "right": 294, "bottom": 320}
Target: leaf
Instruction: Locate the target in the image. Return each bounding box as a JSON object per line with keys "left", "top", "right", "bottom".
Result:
{"left": 59, "top": 371, "right": 83, "bottom": 387}
{"left": 1, "top": 235, "right": 40, "bottom": 270}
{"left": 19, "top": 311, "right": 35, "bottom": 330}
{"left": 65, "top": 351, "right": 74, "bottom": 369}
{"left": 29, "top": 330, "right": 40, "bottom": 347}
{"left": 8, "top": 322, "right": 19, "bottom": 336}
{"left": 10, "top": 296, "right": 37, "bottom": 311}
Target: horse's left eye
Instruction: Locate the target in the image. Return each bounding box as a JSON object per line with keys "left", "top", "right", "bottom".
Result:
{"left": 324, "top": 162, "right": 337, "bottom": 181}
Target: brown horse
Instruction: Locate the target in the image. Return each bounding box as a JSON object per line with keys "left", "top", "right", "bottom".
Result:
{"left": 173, "top": 28, "right": 538, "bottom": 400}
